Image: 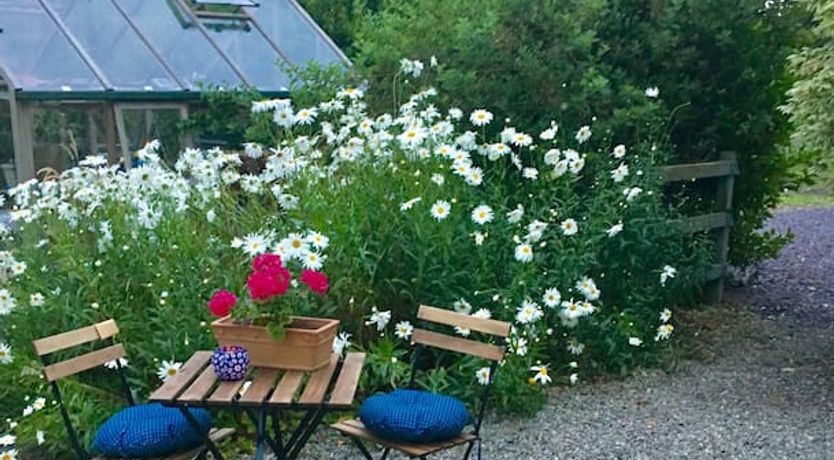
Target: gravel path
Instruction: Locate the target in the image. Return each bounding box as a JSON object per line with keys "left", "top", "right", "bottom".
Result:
{"left": 744, "top": 207, "right": 834, "bottom": 326}
{"left": 253, "top": 207, "right": 834, "bottom": 459}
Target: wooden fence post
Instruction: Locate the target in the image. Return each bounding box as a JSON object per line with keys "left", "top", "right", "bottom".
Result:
{"left": 706, "top": 151, "right": 737, "bottom": 303}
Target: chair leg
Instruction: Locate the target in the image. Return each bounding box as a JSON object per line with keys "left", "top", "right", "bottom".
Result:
{"left": 462, "top": 440, "right": 474, "bottom": 460}
{"left": 380, "top": 447, "right": 391, "bottom": 460}
{"left": 348, "top": 436, "right": 376, "bottom": 460}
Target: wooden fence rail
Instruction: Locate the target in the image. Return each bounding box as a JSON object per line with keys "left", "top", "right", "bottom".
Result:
{"left": 659, "top": 151, "right": 738, "bottom": 303}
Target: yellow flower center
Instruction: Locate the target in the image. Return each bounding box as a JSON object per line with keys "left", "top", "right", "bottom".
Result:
{"left": 291, "top": 240, "right": 302, "bottom": 248}
{"left": 167, "top": 368, "right": 177, "bottom": 376}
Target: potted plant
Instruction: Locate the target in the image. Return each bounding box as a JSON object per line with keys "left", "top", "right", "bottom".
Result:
{"left": 208, "top": 253, "right": 338, "bottom": 370}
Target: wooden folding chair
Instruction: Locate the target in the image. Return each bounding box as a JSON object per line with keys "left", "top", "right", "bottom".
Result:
{"left": 32, "top": 319, "right": 233, "bottom": 460}
{"left": 332, "top": 304, "right": 511, "bottom": 460}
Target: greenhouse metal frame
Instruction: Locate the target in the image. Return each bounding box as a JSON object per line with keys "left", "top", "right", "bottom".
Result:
{"left": 0, "top": 0, "right": 347, "bottom": 186}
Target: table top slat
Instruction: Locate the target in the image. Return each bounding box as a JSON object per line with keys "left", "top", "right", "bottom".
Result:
{"left": 208, "top": 377, "right": 248, "bottom": 404}
{"left": 269, "top": 370, "right": 304, "bottom": 405}
{"left": 238, "top": 369, "right": 279, "bottom": 404}
{"left": 328, "top": 352, "right": 365, "bottom": 407}
{"left": 149, "top": 351, "right": 212, "bottom": 402}
{"left": 179, "top": 366, "right": 218, "bottom": 403}
{"left": 298, "top": 354, "right": 339, "bottom": 405}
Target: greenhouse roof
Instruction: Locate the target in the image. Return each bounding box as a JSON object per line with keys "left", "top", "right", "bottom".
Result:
{"left": 0, "top": 0, "right": 347, "bottom": 100}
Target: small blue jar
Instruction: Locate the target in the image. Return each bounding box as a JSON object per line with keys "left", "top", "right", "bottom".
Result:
{"left": 210, "top": 345, "right": 250, "bottom": 381}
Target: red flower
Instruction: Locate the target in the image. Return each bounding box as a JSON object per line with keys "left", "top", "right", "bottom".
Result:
{"left": 247, "top": 266, "right": 291, "bottom": 301}
{"left": 208, "top": 289, "right": 237, "bottom": 317}
{"left": 300, "top": 270, "right": 329, "bottom": 295}
{"left": 252, "top": 253, "right": 284, "bottom": 273}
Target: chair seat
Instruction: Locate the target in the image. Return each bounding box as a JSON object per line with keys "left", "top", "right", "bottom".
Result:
{"left": 93, "top": 427, "right": 234, "bottom": 460}
{"left": 332, "top": 419, "right": 476, "bottom": 458}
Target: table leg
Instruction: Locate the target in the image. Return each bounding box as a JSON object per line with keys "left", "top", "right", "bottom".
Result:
{"left": 271, "top": 410, "right": 286, "bottom": 460}
{"left": 254, "top": 410, "right": 266, "bottom": 460}
{"left": 245, "top": 409, "right": 284, "bottom": 459}
{"left": 177, "top": 406, "right": 224, "bottom": 460}
{"left": 286, "top": 408, "right": 327, "bottom": 460}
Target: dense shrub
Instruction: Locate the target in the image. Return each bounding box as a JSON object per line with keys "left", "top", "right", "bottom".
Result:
{"left": 783, "top": 0, "right": 834, "bottom": 172}
{"left": 350, "top": 0, "right": 810, "bottom": 266}
{"left": 0, "top": 66, "right": 709, "bottom": 455}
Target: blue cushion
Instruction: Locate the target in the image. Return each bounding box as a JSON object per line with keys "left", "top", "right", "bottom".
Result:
{"left": 92, "top": 403, "right": 212, "bottom": 458}
{"left": 358, "top": 389, "right": 470, "bottom": 443}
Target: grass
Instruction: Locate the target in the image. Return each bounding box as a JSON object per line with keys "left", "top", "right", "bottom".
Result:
{"left": 780, "top": 162, "right": 834, "bottom": 208}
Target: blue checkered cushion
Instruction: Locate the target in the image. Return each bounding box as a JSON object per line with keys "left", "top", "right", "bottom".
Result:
{"left": 92, "top": 403, "right": 212, "bottom": 457}
{"left": 358, "top": 389, "right": 470, "bottom": 443}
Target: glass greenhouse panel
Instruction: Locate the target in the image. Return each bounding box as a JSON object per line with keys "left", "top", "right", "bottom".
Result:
{"left": 42, "top": 0, "right": 179, "bottom": 91}
{"left": 0, "top": 0, "right": 103, "bottom": 91}
{"left": 248, "top": 0, "right": 343, "bottom": 65}
{"left": 113, "top": 0, "right": 244, "bottom": 91}
{"left": 205, "top": 21, "right": 289, "bottom": 90}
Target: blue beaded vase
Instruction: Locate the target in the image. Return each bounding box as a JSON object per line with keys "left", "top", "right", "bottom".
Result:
{"left": 210, "top": 345, "right": 250, "bottom": 381}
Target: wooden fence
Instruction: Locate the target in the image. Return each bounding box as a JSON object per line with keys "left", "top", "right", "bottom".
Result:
{"left": 659, "top": 151, "right": 738, "bottom": 303}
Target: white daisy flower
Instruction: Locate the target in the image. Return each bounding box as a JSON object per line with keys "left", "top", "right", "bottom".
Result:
{"left": 9, "top": 262, "right": 26, "bottom": 277}
{"left": 645, "top": 86, "right": 660, "bottom": 98}
{"left": 469, "top": 109, "right": 493, "bottom": 127}
{"left": 473, "top": 231, "right": 486, "bottom": 246}
{"left": 240, "top": 233, "right": 271, "bottom": 257}
{"left": 606, "top": 222, "right": 624, "bottom": 237}
{"left": 430, "top": 200, "right": 451, "bottom": 221}
{"left": 628, "top": 337, "right": 643, "bottom": 347}
{"left": 529, "top": 365, "right": 552, "bottom": 385}
{"left": 0, "top": 448, "right": 18, "bottom": 460}
{"left": 453, "top": 298, "right": 473, "bottom": 314}
{"left": 567, "top": 339, "right": 585, "bottom": 355}
{"left": 465, "top": 167, "right": 484, "bottom": 186}
{"left": 569, "top": 373, "right": 579, "bottom": 384}
{"left": 575, "top": 125, "right": 592, "bottom": 143}
{"left": 302, "top": 251, "right": 324, "bottom": 271}
{"left": 516, "top": 299, "right": 543, "bottom": 324}
{"left": 612, "top": 144, "right": 627, "bottom": 159}
{"left": 400, "top": 197, "right": 423, "bottom": 211}
{"left": 511, "top": 132, "right": 533, "bottom": 147}
{"left": 0, "top": 343, "right": 12, "bottom": 364}
{"left": 0, "top": 435, "right": 14, "bottom": 447}
{"left": 655, "top": 324, "right": 674, "bottom": 341}
{"left": 623, "top": 186, "right": 643, "bottom": 202}
{"left": 506, "top": 204, "right": 525, "bottom": 224}
{"left": 475, "top": 367, "right": 491, "bottom": 385}
{"left": 29, "top": 293, "right": 45, "bottom": 307}
{"left": 243, "top": 142, "right": 264, "bottom": 159}
{"left": 0, "top": 290, "right": 16, "bottom": 316}
{"left": 206, "top": 209, "right": 216, "bottom": 223}
{"left": 472, "top": 308, "right": 492, "bottom": 319}
{"left": 365, "top": 307, "right": 392, "bottom": 331}
{"left": 611, "top": 163, "right": 629, "bottom": 183}
{"left": 104, "top": 358, "right": 128, "bottom": 369}
{"left": 660, "top": 308, "right": 672, "bottom": 323}
{"left": 560, "top": 218, "right": 579, "bottom": 236}
{"left": 306, "top": 231, "right": 330, "bottom": 250}
{"left": 539, "top": 123, "right": 559, "bottom": 140}
{"left": 542, "top": 288, "right": 562, "bottom": 308}
{"left": 522, "top": 167, "right": 539, "bottom": 180}
{"left": 394, "top": 321, "right": 414, "bottom": 339}
{"left": 471, "top": 205, "right": 494, "bottom": 225}
{"left": 543, "top": 149, "right": 561, "bottom": 165}
{"left": 514, "top": 243, "right": 534, "bottom": 263}
{"left": 294, "top": 107, "right": 317, "bottom": 125}
{"left": 431, "top": 174, "right": 445, "bottom": 186}
{"left": 332, "top": 331, "right": 352, "bottom": 356}
{"left": 36, "top": 431, "right": 44, "bottom": 446}
{"left": 660, "top": 265, "right": 677, "bottom": 286}
{"left": 157, "top": 360, "right": 182, "bottom": 381}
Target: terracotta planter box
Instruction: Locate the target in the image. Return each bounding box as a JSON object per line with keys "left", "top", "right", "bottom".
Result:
{"left": 211, "top": 316, "right": 339, "bottom": 371}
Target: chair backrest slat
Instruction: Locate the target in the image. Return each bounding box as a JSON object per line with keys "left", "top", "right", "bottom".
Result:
{"left": 412, "top": 328, "right": 505, "bottom": 361}
{"left": 42, "top": 343, "right": 126, "bottom": 382}
{"left": 33, "top": 319, "right": 120, "bottom": 356}
{"left": 417, "top": 305, "right": 511, "bottom": 337}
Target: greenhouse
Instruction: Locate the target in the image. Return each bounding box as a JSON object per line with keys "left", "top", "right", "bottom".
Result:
{"left": 0, "top": 0, "right": 347, "bottom": 189}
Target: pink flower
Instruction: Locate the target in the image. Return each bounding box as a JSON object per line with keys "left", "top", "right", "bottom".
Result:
{"left": 300, "top": 270, "right": 329, "bottom": 295}
{"left": 247, "top": 267, "right": 291, "bottom": 301}
{"left": 252, "top": 253, "right": 284, "bottom": 273}
{"left": 208, "top": 289, "right": 237, "bottom": 317}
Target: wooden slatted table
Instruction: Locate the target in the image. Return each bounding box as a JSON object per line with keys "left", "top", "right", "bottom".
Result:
{"left": 148, "top": 351, "right": 366, "bottom": 460}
